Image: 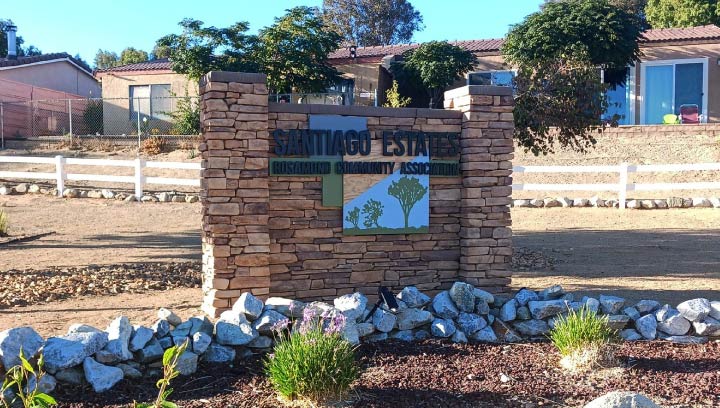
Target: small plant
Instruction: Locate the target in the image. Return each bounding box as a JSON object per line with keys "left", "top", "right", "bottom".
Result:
{"left": 168, "top": 90, "right": 201, "bottom": 136}
{"left": 383, "top": 80, "right": 412, "bottom": 108}
{"left": 549, "top": 306, "right": 618, "bottom": 372}
{"left": 134, "top": 341, "right": 188, "bottom": 408}
{"left": 1, "top": 349, "right": 57, "bottom": 408}
{"left": 0, "top": 210, "right": 8, "bottom": 237}
{"left": 141, "top": 136, "right": 167, "bottom": 156}
{"left": 265, "top": 309, "right": 360, "bottom": 404}
{"left": 82, "top": 99, "right": 104, "bottom": 135}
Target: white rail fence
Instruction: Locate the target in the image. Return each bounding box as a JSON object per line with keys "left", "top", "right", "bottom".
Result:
{"left": 513, "top": 162, "right": 720, "bottom": 209}
{"left": 0, "top": 155, "right": 200, "bottom": 198}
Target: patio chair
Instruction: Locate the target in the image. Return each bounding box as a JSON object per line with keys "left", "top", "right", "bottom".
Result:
{"left": 679, "top": 104, "right": 700, "bottom": 124}
{"left": 662, "top": 114, "right": 679, "bottom": 125}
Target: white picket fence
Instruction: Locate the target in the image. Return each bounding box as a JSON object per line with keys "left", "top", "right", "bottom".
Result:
{"left": 0, "top": 155, "right": 201, "bottom": 198}
{"left": 513, "top": 162, "right": 720, "bottom": 209}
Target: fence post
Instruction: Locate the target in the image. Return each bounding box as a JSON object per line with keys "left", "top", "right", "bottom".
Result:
{"left": 0, "top": 102, "right": 4, "bottom": 150}
{"left": 68, "top": 99, "right": 73, "bottom": 137}
{"left": 134, "top": 157, "right": 144, "bottom": 199}
{"left": 618, "top": 162, "right": 629, "bottom": 210}
{"left": 55, "top": 155, "right": 65, "bottom": 197}
{"left": 136, "top": 98, "right": 141, "bottom": 153}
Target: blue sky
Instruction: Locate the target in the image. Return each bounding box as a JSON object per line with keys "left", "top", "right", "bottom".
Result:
{"left": 6, "top": 0, "right": 543, "bottom": 66}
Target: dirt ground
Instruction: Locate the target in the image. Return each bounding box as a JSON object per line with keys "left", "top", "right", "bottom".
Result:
{"left": 1, "top": 195, "right": 719, "bottom": 336}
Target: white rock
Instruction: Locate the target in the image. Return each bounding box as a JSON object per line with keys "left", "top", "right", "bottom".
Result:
{"left": 711, "top": 197, "right": 720, "bottom": 208}
{"left": 499, "top": 299, "right": 517, "bottom": 322}
{"left": 456, "top": 313, "right": 487, "bottom": 335}
{"left": 654, "top": 199, "right": 668, "bottom": 209}
{"left": 215, "top": 312, "right": 258, "bottom": 346}
{"left": 104, "top": 316, "right": 133, "bottom": 361}
{"left": 356, "top": 322, "right": 375, "bottom": 337}
{"left": 340, "top": 324, "right": 360, "bottom": 345}
{"left": 657, "top": 311, "right": 691, "bottom": 336}
{"left": 626, "top": 199, "right": 640, "bottom": 209}
{"left": 573, "top": 198, "right": 590, "bottom": 207}
{"left": 432, "top": 291, "right": 459, "bottom": 319}
{"left": 14, "top": 183, "right": 28, "bottom": 193}
{"left": 67, "top": 324, "right": 102, "bottom": 335}
{"left": 185, "top": 195, "right": 199, "bottom": 203}
{"left": 470, "top": 326, "right": 497, "bottom": 342}
{"left": 55, "top": 367, "right": 85, "bottom": 384}
{"left": 101, "top": 189, "right": 114, "bottom": 199}
{"left": 389, "top": 330, "right": 414, "bottom": 342}
{"left": 44, "top": 332, "right": 109, "bottom": 373}
{"left": 396, "top": 308, "right": 433, "bottom": 330}
{"left": 512, "top": 320, "right": 549, "bottom": 336}
{"left": 663, "top": 335, "right": 708, "bottom": 344}
{"left": 640, "top": 199, "right": 656, "bottom": 209}
{"left": 710, "top": 301, "right": 720, "bottom": 320}
{"left": 513, "top": 199, "right": 533, "bottom": 208}
{"left": 529, "top": 199, "right": 544, "bottom": 208}
{"left": 620, "top": 329, "right": 643, "bottom": 341}
{"left": 192, "top": 332, "right": 212, "bottom": 354}
{"left": 117, "top": 363, "right": 142, "bottom": 379}
{"left": 449, "top": 282, "right": 476, "bottom": 313}
{"left": 589, "top": 196, "right": 605, "bottom": 207}
{"left": 201, "top": 343, "right": 235, "bottom": 363}
{"left": 151, "top": 319, "right": 171, "bottom": 337}
{"left": 397, "top": 286, "right": 431, "bottom": 308}
{"left": 472, "top": 288, "right": 494, "bottom": 304}
{"left": 135, "top": 338, "right": 164, "bottom": 363}
{"left": 372, "top": 308, "right": 397, "bottom": 333}
{"left": 0, "top": 327, "right": 44, "bottom": 369}
{"left": 677, "top": 298, "right": 711, "bottom": 322}
{"left": 607, "top": 315, "right": 630, "bottom": 330}
{"left": 430, "top": 318, "right": 456, "bottom": 338}
{"left": 544, "top": 198, "right": 562, "bottom": 208}
{"left": 635, "top": 314, "right": 657, "bottom": 340}
{"left": 599, "top": 295, "right": 625, "bottom": 314}
{"left": 558, "top": 197, "right": 573, "bottom": 207}
{"left": 129, "top": 326, "right": 154, "bottom": 352}
{"left": 539, "top": 285, "right": 564, "bottom": 300}
{"left": 622, "top": 307, "right": 641, "bottom": 321}
{"left": 635, "top": 300, "right": 661, "bottom": 314}
{"left": 252, "top": 310, "right": 287, "bottom": 334}
{"left": 232, "top": 292, "right": 264, "bottom": 321}
{"left": 584, "top": 297, "right": 600, "bottom": 313}
{"left": 692, "top": 197, "right": 712, "bottom": 208}
{"left": 265, "top": 297, "right": 305, "bottom": 318}
{"left": 175, "top": 351, "right": 198, "bottom": 375}
{"left": 158, "top": 308, "right": 182, "bottom": 326}
{"left": 583, "top": 391, "right": 660, "bottom": 408}
{"left": 24, "top": 373, "right": 56, "bottom": 395}
{"left": 87, "top": 190, "right": 103, "bottom": 199}
{"left": 515, "top": 288, "right": 538, "bottom": 306}
{"left": 692, "top": 316, "right": 720, "bottom": 336}
{"left": 83, "top": 357, "right": 123, "bottom": 393}
{"left": 0, "top": 186, "right": 11, "bottom": 195}
{"left": 667, "top": 197, "right": 684, "bottom": 208}
{"left": 528, "top": 300, "right": 567, "bottom": 319}
{"left": 334, "top": 292, "right": 368, "bottom": 322}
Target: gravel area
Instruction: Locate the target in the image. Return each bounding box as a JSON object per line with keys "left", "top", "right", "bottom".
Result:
{"left": 0, "top": 262, "right": 201, "bottom": 308}
{"left": 53, "top": 340, "right": 720, "bottom": 408}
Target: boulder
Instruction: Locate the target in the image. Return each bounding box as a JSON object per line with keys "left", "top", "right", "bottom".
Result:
{"left": 692, "top": 316, "right": 720, "bottom": 336}
{"left": 456, "top": 313, "right": 487, "bottom": 335}
{"left": 475, "top": 299, "right": 490, "bottom": 315}
{"left": 620, "top": 329, "right": 643, "bottom": 341}
{"left": 515, "top": 288, "right": 539, "bottom": 306}
{"left": 156, "top": 192, "right": 171, "bottom": 202}
{"left": 584, "top": 297, "right": 600, "bottom": 313}
{"left": 252, "top": 310, "right": 287, "bottom": 334}
{"left": 101, "top": 189, "right": 114, "bottom": 199}
{"left": 539, "top": 285, "right": 564, "bottom": 300}
{"left": 389, "top": 330, "right": 414, "bottom": 342}
{"left": 62, "top": 188, "right": 79, "bottom": 198}
{"left": 396, "top": 309, "right": 433, "bottom": 331}
{"left": 654, "top": 199, "right": 668, "bottom": 209}
{"left": 449, "top": 282, "right": 476, "bottom": 313}
{"left": 55, "top": 367, "right": 85, "bottom": 385}
{"left": 470, "top": 326, "right": 498, "bottom": 342}
{"left": 201, "top": 343, "right": 235, "bottom": 364}
{"left": 128, "top": 326, "right": 154, "bottom": 352}
{"left": 622, "top": 307, "right": 641, "bottom": 321}
{"left": 692, "top": 197, "right": 712, "bottom": 208}
{"left": 513, "top": 320, "right": 550, "bottom": 336}
{"left": 528, "top": 300, "right": 568, "bottom": 319}
{"left": 640, "top": 200, "right": 656, "bottom": 209}
{"left": 583, "top": 391, "right": 660, "bottom": 408}
{"left": 175, "top": 351, "right": 199, "bottom": 375}
{"left": 87, "top": 190, "right": 104, "bottom": 199}
{"left": 430, "top": 318, "right": 456, "bottom": 338}
{"left": 473, "top": 288, "right": 494, "bottom": 304}
{"left": 635, "top": 314, "right": 657, "bottom": 340}
{"left": 365, "top": 333, "right": 389, "bottom": 342}
{"left": 103, "top": 316, "right": 133, "bottom": 361}
{"left": 663, "top": 335, "right": 708, "bottom": 344}
{"left": 667, "top": 197, "right": 684, "bottom": 208}
{"left": 513, "top": 199, "right": 533, "bottom": 208}
{"left": 558, "top": 197, "right": 573, "bottom": 207}
{"left": 451, "top": 330, "right": 468, "bottom": 343}
{"left": 232, "top": 293, "right": 264, "bottom": 321}
{"left": 589, "top": 196, "right": 605, "bottom": 207}
{"left": 657, "top": 311, "right": 691, "bottom": 336}
{"left": 192, "top": 332, "right": 212, "bottom": 354}
{"left": 414, "top": 330, "right": 430, "bottom": 341}
{"left": 573, "top": 198, "right": 590, "bottom": 207}
{"left": 607, "top": 315, "right": 630, "bottom": 331}
{"left": 599, "top": 295, "right": 625, "bottom": 314}
{"left": 14, "top": 183, "right": 28, "bottom": 193}
{"left": 530, "top": 199, "right": 545, "bottom": 208}
{"left": 334, "top": 292, "right": 368, "bottom": 322}
{"left": 24, "top": 373, "right": 56, "bottom": 395}
{"left": 516, "top": 306, "right": 531, "bottom": 320}
{"left": 185, "top": 195, "right": 199, "bottom": 203}
{"left": 544, "top": 198, "right": 562, "bottom": 208}
{"left": 44, "top": 331, "right": 109, "bottom": 373}
{"left": 83, "top": 357, "right": 123, "bottom": 393}
{"left": 372, "top": 308, "right": 397, "bottom": 333}
{"left": 141, "top": 195, "right": 158, "bottom": 202}
{"left": 265, "top": 297, "right": 305, "bottom": 318}
{"left": 215, "top": 312, "right": 258, "bottom": 346}
{"left": 117, "top": 363, "right": 142, "bottom": 379}
{"left": 356, "top": 322, "right": 375, "bottom": 337}
{"left": 151, "top": 319, "right": 171, "bottom": 338}
{"left": 499, "top": 299, "right": 517, "bottom": 322}
{"left": 157, "top": 308, "right": 182, "bottom": 326}
{"left": 341, "top": 325, "right": 360, "bottom": 345}
{"left": 135, "top": 338, "right": 164, "bottom": 363}
{"left": 677, "top": 298, "right": 711, "bottom": 322}
{"left": 0, "top": 327, "right": 44, "bottom": 369}
{"left": 397, "top": 286, "right": 431, "bottom": 308}
{"left": 432, "top": 291, "right": 460, "bottom": 319}
{"left": 635, "top": 299, "right": 661, "bottom": 314}
{"left": 710, "top": 301, "right": 720, "bottom": 320}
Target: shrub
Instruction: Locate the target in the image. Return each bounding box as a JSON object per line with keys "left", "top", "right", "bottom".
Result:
{"left": 134, "top": 341, "right": 188, "bottom": 408}
{"left": 265, "top": 309, "right": 360, "bottom": 403}
{"left": 1, "top": 349, "right": 57, "bottom": 408}
{"left": 141, "top": 136, "right": 167, "bottom": 156}
{"left": 168, "top": 92, "right": 201, "bottom": 136}
{"left": 0, "top": 210, "right": 8, "bottom": 237}
{"left": 82, "top": 99, "right": 104, "bottom": 135}
{"left": 384, "top": 80, "right": 411, "bottom": 108}
{"left": 550, "top": 306, "right": 617, "bottom": 372}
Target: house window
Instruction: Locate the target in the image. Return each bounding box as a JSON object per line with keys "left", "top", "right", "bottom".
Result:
{"left": 468, "top": 70, "right": 514, "bottom": 87}
{"left": 640, "top": 58, "right": 708, "bottom": 124}
{"left": 129, "top": 84, "right": 172, "bottom": 120}
{"left": 603, "top": 67, "right": 635, "bottom": 125}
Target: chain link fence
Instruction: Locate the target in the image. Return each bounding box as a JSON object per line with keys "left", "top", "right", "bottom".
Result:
{"left": 0, "top": 96, "right": 202, "bottom": 154}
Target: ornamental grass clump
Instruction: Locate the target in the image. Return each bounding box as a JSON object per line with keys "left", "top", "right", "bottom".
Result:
{"left": 0, "top": 210, "right": 7, "bottom": 236}
{"left": 549, "top": 306, "right": 618, "bottom": 373}
{"left": 265, "top": 308, "right": 360, "bottom": 404}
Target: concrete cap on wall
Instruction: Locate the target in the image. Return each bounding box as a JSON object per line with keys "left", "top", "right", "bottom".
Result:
{"left": 444, "top": 85, "right": 513, "bottom": 100}
{"left": 200, "top": 71, "right": 268, "bottom": 86}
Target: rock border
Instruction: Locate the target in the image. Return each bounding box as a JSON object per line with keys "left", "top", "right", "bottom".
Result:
{"left": 1, "top": 283, "right": 718, "bottom": 396}
{"left": 0, "top": 183, "right": 199, "bottom": 203}
{"left": 513, "top": 196, "right": 720, "bottom": 209}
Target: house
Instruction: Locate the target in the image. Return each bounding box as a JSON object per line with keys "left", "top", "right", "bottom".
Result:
{"left": 328, "top": 24, "right": 720, "bottom": 125}
{"left": 94, "top": 59, "right": 198, "bottom": 135}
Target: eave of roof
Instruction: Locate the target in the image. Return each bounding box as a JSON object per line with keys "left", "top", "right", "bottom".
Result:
{"left": 0, "top": 52, "right": 94, "bottom": 77}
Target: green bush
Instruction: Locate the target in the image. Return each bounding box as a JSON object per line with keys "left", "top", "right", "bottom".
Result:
{"left": 82, "top": 99, "right": 104, "bottom": 135}
{"left": 550, "top": 306, "right": 616, "bottom": 357}
{"left": 265, "top": 310, "right": 359, "bottom": 403}
{"left": 0, "top": 210, "right": 8, "bottom": 237}
{"left": 168, "top": 92, "right": 200, "bottom": 136}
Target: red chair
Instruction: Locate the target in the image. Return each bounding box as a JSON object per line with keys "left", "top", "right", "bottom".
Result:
{"left": 679, "top": 104, "right": 700, "bottom": 124}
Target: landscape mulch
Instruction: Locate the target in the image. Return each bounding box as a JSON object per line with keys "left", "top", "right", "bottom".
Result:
{"left": 0, "top": 262, "right": 201, "bottom": 308}
{"left": 56, "top": 340, "right": 720, "bottom": 408}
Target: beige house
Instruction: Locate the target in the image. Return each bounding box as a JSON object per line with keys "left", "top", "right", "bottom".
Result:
{"left": 95, "top": 59, "right": 198, "bottom": 135}
{"left": 0, "top": 53, "right": 100, "bottom": 97}
{"left": 329, "top": 25, "right": 720, "bottom": 124}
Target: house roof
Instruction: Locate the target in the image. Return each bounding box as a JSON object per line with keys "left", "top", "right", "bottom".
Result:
{"left": 329, "top": 24, "right": 720, "bottom": 61}
{"left": 95, "top": 58, "right": 172, "bottom": 74}
{"left": 0, "top": 52, "right": 93, "bottom": 75}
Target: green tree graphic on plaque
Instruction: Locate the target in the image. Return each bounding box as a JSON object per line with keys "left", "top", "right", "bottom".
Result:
{"left": 345, "top": 207, "right": 360, "bottom": 229}
{"left": 388, "top": 176, "right": 428, "bottom": 228}
{"left": 362, "top": 199, "right": 384, "bottom": 228}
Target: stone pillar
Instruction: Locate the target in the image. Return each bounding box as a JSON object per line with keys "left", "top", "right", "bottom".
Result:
{"left": 444, "top": 85, "right": 514, "bottom": 292}
{"left": 199, "top": 72, "right": 271, "bottom": 317}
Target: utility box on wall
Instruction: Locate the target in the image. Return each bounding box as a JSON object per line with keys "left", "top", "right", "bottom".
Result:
{"left": 199, "top": 71, "right": 513, "bottom": 317}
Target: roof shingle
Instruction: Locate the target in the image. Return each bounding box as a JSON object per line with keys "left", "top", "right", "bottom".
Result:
{"left": 95, "top": 58, "right": 172, "bottom": 73}
{"left": 641, "top": 24, "right": 720, "bottom": 43}
{"left": 0, "top": 52, "right": 93, "bottom": 74}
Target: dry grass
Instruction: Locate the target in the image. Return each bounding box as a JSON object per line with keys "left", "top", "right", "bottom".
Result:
{"left": 559, "top": 342, "right": 619, "bottom": 374}
{"left": 0, "top": 210, "right": 7, "bottom": 236}
{"left": 141, "top": 136, "right": 167, "bottom": 155}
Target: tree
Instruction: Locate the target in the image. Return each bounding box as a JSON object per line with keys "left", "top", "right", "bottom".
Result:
{"left": 156, "top": 18, "right": 257, "bottom": 80}
{"left": 384, "top": 80, "right": 412, "bottom": 107}
{"left": 252, "top": 6, "right": 342, "bottom": 93}
{"left": 94, "top": 49, "right": 119, "bottom": 69}
{"left": 119, "top": 47, "right": 149, "bottom": 65}
{"left": 503, "top": 0, "right": 644, "bottom": 155}
{"left": 645, "top": 0, "right": 720, "bottom": 28}
{"left": 387, "top": 176, "right": 427, "bottom": 229}
{"left": 362, "top": 199, "right": 383, "bottom": 228}
{"left": 345, "top": 207, "right": 360, "bottom": 228}
{"left": 398, "top": 41, "right": 476, "bottom": 108}
{"left": 322, "top": 0, "right": 424, "bottom": 46}
{"left": 0, "top": 19, "right": 41, "bottom": 57}
{"left": 151, "top": 43, "right": 172, "bottom": 60}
